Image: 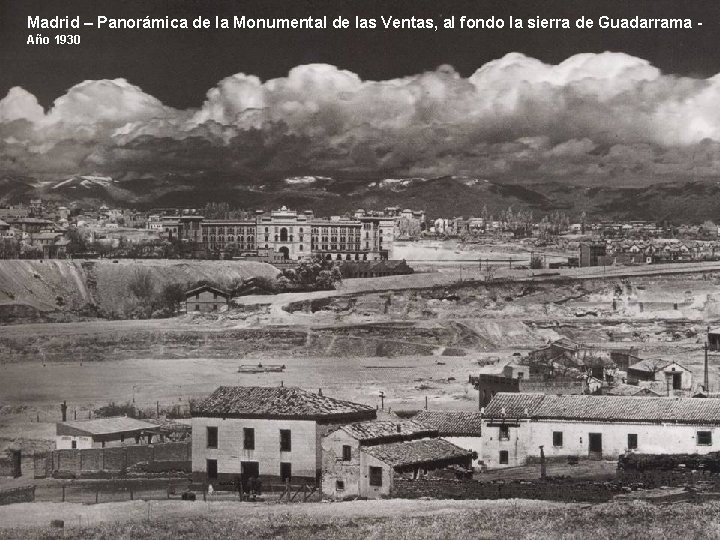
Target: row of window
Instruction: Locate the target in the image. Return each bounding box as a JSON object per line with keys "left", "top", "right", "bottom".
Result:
{"left": 205, "top": 459, "right": 293, "bottom": 481}
{"left": 206, "top": 427, "right": 292, "bottom": 452}
{"left": 547, "top": 431, "right": 712, "bottom": 448}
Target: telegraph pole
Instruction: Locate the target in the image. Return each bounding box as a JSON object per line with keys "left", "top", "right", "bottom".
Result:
{"left": 705, "top": 342, "right": 710, "bottom": 392}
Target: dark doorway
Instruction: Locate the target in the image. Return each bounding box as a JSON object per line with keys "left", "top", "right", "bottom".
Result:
{"left": 241, "top": 461, "right": 259, "bottom": 479}
{"left": 589, "top": 433, "right": 602, "bottom": 459}
{"left": 672, "top": 372, "right": 682, "bottom": 390}
{"left": 207, "top": 459, "right": 218, "bottom": 480}
{"left": 279, "top": 246, "right": 289, "bottom": 260}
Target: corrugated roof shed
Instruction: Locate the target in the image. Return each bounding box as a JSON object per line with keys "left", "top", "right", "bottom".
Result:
{"left": 57, "top": 416, "right": 160, "bottom": 436}
{"left": 340, "top": 420, "right": 435, "bottom": 441}
{"left": 413, "top": 411, "right": 483, "bottom": 436}
{"left": 193, "top": 386, "right": 376, "bottom": 420}
{"left": 363, "top": 438, "right": 473, "bottom": 468}
{"left": 484, "top": 393, "right": 720, "bottom": 425}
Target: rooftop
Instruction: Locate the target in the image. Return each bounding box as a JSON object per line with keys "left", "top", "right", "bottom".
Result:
{"left": 339, "top": 420, "right": 435, "bottom": 442}
{"left": 484, "top": 393, "right": 720, "bottom": 425}
{"left": 413, "top": 410, "right": 483, "bottom": 436}
{"left": 192, "top": 386, "right": 376, "bottom": 421}
{"left": 57, "top": 416, "right": 160, "bottom": 436}
{"left": 363, "top": 438, "right": 473, "bottom": 468}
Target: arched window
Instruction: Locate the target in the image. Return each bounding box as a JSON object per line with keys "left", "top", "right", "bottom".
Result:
{"left": 280, "top": 227, "right": 288, "bottom": 241}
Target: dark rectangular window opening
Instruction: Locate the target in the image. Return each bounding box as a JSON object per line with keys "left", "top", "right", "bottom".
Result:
{"left": 553, "top": 431, "right": 563, "bottom": 448}
{"left": 206, "top": 426, "right": 218, "bottom": 449}
{"left": 628, "top": 434, "right": 638, "bottom": 450}
{"left": 698, "top": 431, "right": 713, "bottom": 446}
{"left": 342, "top": 445, "right": 352, "bottom": 461}
{"left": 280, "top": 429, "right": 292, "bottom": 452}
{"left": 369, "top": 466, "right": 383, "bottom": 487}
{"left": 243, "top": 428, "right": 255, "bottom": 450}
{"left": 499, "top": 425, "right": 510, "bottom": 441}
{"left": 280, "top": 462, "right": 292, "bottom": 482}
{"left": 499, "top": 451, "right": 509, "bottom": 465}
{"left": 336, "top": 480, "right": 345, "bottom": 490}
{"left": 207, "top": 459, "right": 218, "bottom": 480}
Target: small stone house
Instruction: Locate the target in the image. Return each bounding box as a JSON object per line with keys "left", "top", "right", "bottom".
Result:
{"left": 184, "top": 284, "right": 230, "bottom": 313}
{"left": 321, "top": 420, "right": 435, "bottom": 499}
{"left": 55, "top": 416, "right": 161, "bottom": 450}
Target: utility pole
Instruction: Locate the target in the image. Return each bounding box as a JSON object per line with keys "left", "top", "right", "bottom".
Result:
{"left": 705, "top": 342, "right": 710, "bottom": 392}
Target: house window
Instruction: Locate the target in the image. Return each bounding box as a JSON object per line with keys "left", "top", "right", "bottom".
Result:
{"left": 369, "top": 466, "right": 383, "bottom": 487}
{"left": 342, "top": 445, "right": 352, "bottom": 461}
{"left": 280, "top": 429, "right": 292, "bottom": 452}
{"left": 280, "top": 462, "right": 292, "bottom": 482}
{"left": 195, "top": 304, "right": 199, "bottom": 311}
{"left": 336, "top": 480, "right": 345, "bottom": 490}
{"left": 628, "top": 434, "right": 638, "bottom": 450}
{"left": 71, "top": 440, "right": 77, "bottom": 449}
{"left": 499, "top": 425, "right": 510, "bottom": 441}
{"left": 499, "top": 451, "right": 509, "bottom": 464}
{"left": 206, "top": 427, "right": 218, "bottom": 449}
{"left": 698, "top": 431, "right": 713, "bottom": 446}
{"left": 243, "top": 428, "right": 255, "bottom": 450}
{"left": 553, "top": 431, "right": 563, "bottom": 448}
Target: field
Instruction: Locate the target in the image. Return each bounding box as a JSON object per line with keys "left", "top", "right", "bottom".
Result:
{"left": 1, "top": 498, "right": 720, "bottom": 539}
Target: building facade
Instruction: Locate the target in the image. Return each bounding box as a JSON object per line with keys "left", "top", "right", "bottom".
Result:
{"left": 184, "top": 285, "right": 230, "bottom": 313}
{"left": 191, "top": 386, "right": 376, "bottom": 485}
{"left": 482, "top": 393, "right": 720, "bottom": 469}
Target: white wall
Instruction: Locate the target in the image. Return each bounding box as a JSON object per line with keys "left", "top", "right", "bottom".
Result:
{"left": 56, "top": 435, "right": 93, "bottom": 450}
{"left": 192, "top": 417, "right": 319, "bottom": 479}
{"left": 482, "top": 419, "right": 720, "bottom": 468}
{"left": 444, "top": 436, "right": 483, "bottom": 469}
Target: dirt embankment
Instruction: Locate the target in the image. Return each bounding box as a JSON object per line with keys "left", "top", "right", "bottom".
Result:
{"left": 0, "top": 259, "right": 279, "bottom": 322}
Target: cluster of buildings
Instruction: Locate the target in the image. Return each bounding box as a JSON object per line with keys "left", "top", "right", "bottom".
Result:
{"left": 52, "top": 381, "right": 720, "bottom": 498}
{"left": 472, "top": 337, "right": 697, "bottom": 408}
{"left": 580, "top": 239, "right": 720, "bottom": 267}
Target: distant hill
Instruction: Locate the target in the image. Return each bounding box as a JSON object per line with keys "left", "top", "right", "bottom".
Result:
{"left": 2, "top": 173, "right": 720, "bottom": 223}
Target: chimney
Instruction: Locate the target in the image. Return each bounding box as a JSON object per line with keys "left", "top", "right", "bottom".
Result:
{"left": 60, "top": 401, "right": 67, "bottom": 422}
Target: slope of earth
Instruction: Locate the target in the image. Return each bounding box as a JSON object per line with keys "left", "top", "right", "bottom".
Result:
{"left": 0, "top": 259, "right": 279, "bottom": 320}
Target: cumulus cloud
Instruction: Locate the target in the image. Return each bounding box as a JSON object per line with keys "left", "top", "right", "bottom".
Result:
{"left": 4, "top": 52, "right": 720, "bottom": 182}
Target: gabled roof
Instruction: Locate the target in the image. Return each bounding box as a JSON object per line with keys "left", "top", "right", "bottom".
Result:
{"left": 192, "top": 386, "right": 376, "bottom": 421}
{"left": 484, "top": 393, "right": 720, "bottom": 425}
{"left": 413, "top": 411, "right": 483, "bottom": 436}
{"left": 57, "top": 416, "right": 160, "bottom": 436}
{"left": 629, "top": 358, "right": 689, "bottom": 374}
{"left": 339, "top": 420, "right": 435, "bottom": 442}
{"left": 185, "top": 284, "right": 229, "bottom": 298}
{"left": 363, "top": 438, "right": 473, "bottom": 468}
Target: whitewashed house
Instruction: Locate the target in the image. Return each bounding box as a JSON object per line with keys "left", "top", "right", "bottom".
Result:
{"left": 191, "top": 386, "right": 375, "bottom": 485}
{"left": 482, "top": 393, "right": 720, "bottom": 469}
{"left": 413, "top": 410, "right": 483, "bottom": 469}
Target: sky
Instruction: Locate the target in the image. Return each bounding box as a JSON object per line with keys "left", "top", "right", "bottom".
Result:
{"left": 3, "top": 0, "right": 720, "bottom": 183}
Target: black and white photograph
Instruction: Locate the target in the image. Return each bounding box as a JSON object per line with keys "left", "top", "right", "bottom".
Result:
{"left": 2, "top": 0, "right": 720, "bottom": 537}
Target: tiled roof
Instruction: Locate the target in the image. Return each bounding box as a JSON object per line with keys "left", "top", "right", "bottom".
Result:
{"left": 363, "top": 438, "right": 473, "bottom": 468}
{"left": 193, "top": 386, "right": 376, "bottom": 420}
{"left": 484, "top": 393, "right": 720, "bottom": 425}
{"left": 340, "top": 420, "right": 435, "bottom": 441}
{"left": 58, "top": 416, "right": 160, "bottom": 435}
{"left": 604, "top": 384, "right": 662, "bottom": 397}
{"left": 185, "top": 284, "right": 229, "bottom": 297}
{"left": 628, "top": 358, "right": 671, "bottom": 373}
{"left": 413, "top": 411, "right": 483, "bottom": 436}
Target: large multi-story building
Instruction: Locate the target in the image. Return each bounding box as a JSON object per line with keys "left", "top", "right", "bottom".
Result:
{"left": 184, "top": 206, "right": 397, "bottom": 261}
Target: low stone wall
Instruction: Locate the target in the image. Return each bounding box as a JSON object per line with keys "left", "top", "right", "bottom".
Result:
{"left": 0, "top": 486, "right": 35, "bottom": 506}
{"left": 618, "top": 452, "right": 720, "bottom": 488}
{"left": 391, "top": 477, "right": 619, "bottom": 503}
{"left": 45, "top": 441, "right": 191, "bottom": 478}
